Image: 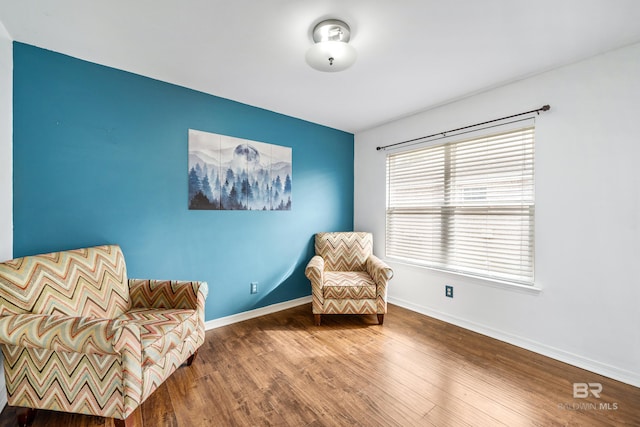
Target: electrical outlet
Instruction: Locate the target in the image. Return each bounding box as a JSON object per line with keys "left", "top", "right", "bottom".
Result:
{"left": 251, "top": 282, "right": 258, "bottom": 294}
{"left": 445, "top": 285, "right": 453, "bottom": 298}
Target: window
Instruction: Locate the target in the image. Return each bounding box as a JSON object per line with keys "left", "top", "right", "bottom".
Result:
{"left": 386, "top": 126, "right": 535, "bottom": 285}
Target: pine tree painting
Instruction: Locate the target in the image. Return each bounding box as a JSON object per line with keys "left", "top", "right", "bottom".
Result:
{"left": 188, "top": 129, "right": 292, "bottom": 210}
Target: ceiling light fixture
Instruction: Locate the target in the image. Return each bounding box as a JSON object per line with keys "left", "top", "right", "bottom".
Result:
{"left": 305, "top": 19, "right": 357, "bottom": 72}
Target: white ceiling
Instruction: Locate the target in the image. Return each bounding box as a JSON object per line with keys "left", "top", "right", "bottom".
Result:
{"left": 1, "top": 1, "right": 640, "bottom": 133}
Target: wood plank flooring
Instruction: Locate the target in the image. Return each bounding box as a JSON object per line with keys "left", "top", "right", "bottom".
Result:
{"left": 0, "top": 303, "right": 638, "bottom": 426}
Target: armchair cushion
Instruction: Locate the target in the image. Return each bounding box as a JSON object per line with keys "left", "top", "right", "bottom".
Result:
{"left": 323, "top": 272, "right": 377, "bottom": 299}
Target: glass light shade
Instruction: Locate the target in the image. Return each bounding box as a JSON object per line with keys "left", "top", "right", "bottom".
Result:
{"left": 305, "top": 41, "right": 357, "bottom": 72}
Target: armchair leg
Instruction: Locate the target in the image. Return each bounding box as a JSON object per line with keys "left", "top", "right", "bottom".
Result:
{"left": 377, "top": 314, "right": 384, "bottom": 325}
{"left": 17, "top": 408, "right": 36, "bottom": 427}
{"left": 114, "top": 417, "right": 133, "bottom": 427}
{"left": 185, "top": 350, "right": 198, "bottom": 366}
{"left": 314, "top": 314, "right": 321, "bottom": 326}
{"left": 114, "top": 407, "right": 140, "bottom": 427}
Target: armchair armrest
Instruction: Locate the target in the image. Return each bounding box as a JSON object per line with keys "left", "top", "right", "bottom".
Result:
{"left": 0, "top": 314, "right": 140, "bottom": 355}
{"left": 366, "top": 255, "right": 394, "bottom": 287}
{"left": 128, "top": 279, "right": 208, "bottom": 310}
{"left": 305, "top": 256, "right": 325, "bottom": 288}
{"left": 305, "top": 256, "right": 325, "bottom": 315}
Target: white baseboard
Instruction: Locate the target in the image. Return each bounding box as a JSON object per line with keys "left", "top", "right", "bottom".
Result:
{"left": 205, "top": 296, "right": 312, "bottom": 330}
{"left": 389, "top": 296, "right": 640, "bottom": 388}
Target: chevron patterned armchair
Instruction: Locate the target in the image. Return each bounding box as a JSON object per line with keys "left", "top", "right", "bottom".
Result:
{"left": 0, "top": 245, "right": 208, "bottom": 427}
{"left": 305, "top": 232, "right": 393, "bottom": 326}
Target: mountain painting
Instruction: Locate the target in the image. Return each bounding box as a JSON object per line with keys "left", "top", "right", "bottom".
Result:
{"left": 188, "top": 129, "right": 292, "bottom": 210}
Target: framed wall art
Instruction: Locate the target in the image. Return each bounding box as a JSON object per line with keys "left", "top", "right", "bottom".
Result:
{"left": 188, "top": 129, "right": 292, "bottom": 210}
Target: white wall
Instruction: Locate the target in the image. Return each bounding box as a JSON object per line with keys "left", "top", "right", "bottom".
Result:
{"left": 0, "top": 19, "right": 11, "bottom": 408}
{"left": 355, "top": 42, "right": 640, "bottom": 387}
{"left": 0, "top": 21, "right": 11, "bottom": 261}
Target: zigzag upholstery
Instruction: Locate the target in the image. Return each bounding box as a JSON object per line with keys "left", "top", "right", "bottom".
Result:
{"left": 0, "top": 245, "right": 129, "bottom": 318}
{"left": 121, "top": 308, "right": 197, "bottom": 367}
{"left": 323, "top": 272, "right": 377, "bottom": 299}
{"left": 0, "top": 245, "right": 208, "bottom": 426}
{"left": 314, "top": 232, "right": 372, "bottom": 271}
{"left": 306, "top": 232, "right": 393, "bottom": 325}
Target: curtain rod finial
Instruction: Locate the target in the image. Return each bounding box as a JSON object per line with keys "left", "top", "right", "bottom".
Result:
{"left": 542, "top": 105, "right": 550, "bottom": 111}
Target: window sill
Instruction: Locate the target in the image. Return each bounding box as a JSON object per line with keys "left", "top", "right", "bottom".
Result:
{"left": 386, "top": 258, "right": 543, "bottom": 295}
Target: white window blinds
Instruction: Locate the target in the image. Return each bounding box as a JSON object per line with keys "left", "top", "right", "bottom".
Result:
{"left": 386, "top": 126, "right": 535, "bottom": 284}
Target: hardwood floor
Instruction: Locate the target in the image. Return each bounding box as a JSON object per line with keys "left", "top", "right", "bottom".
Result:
{"left": 0, "top": 303, "right": 638, "bottom": 426}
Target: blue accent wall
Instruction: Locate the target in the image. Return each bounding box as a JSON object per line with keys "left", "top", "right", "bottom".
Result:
{"left": 12, "top": 43, "right": 354, "bottom": 320}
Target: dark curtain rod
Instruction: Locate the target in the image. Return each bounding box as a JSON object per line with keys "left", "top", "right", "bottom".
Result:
{"left": 376, "top": 104, "right": 550, "bottom": 151}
